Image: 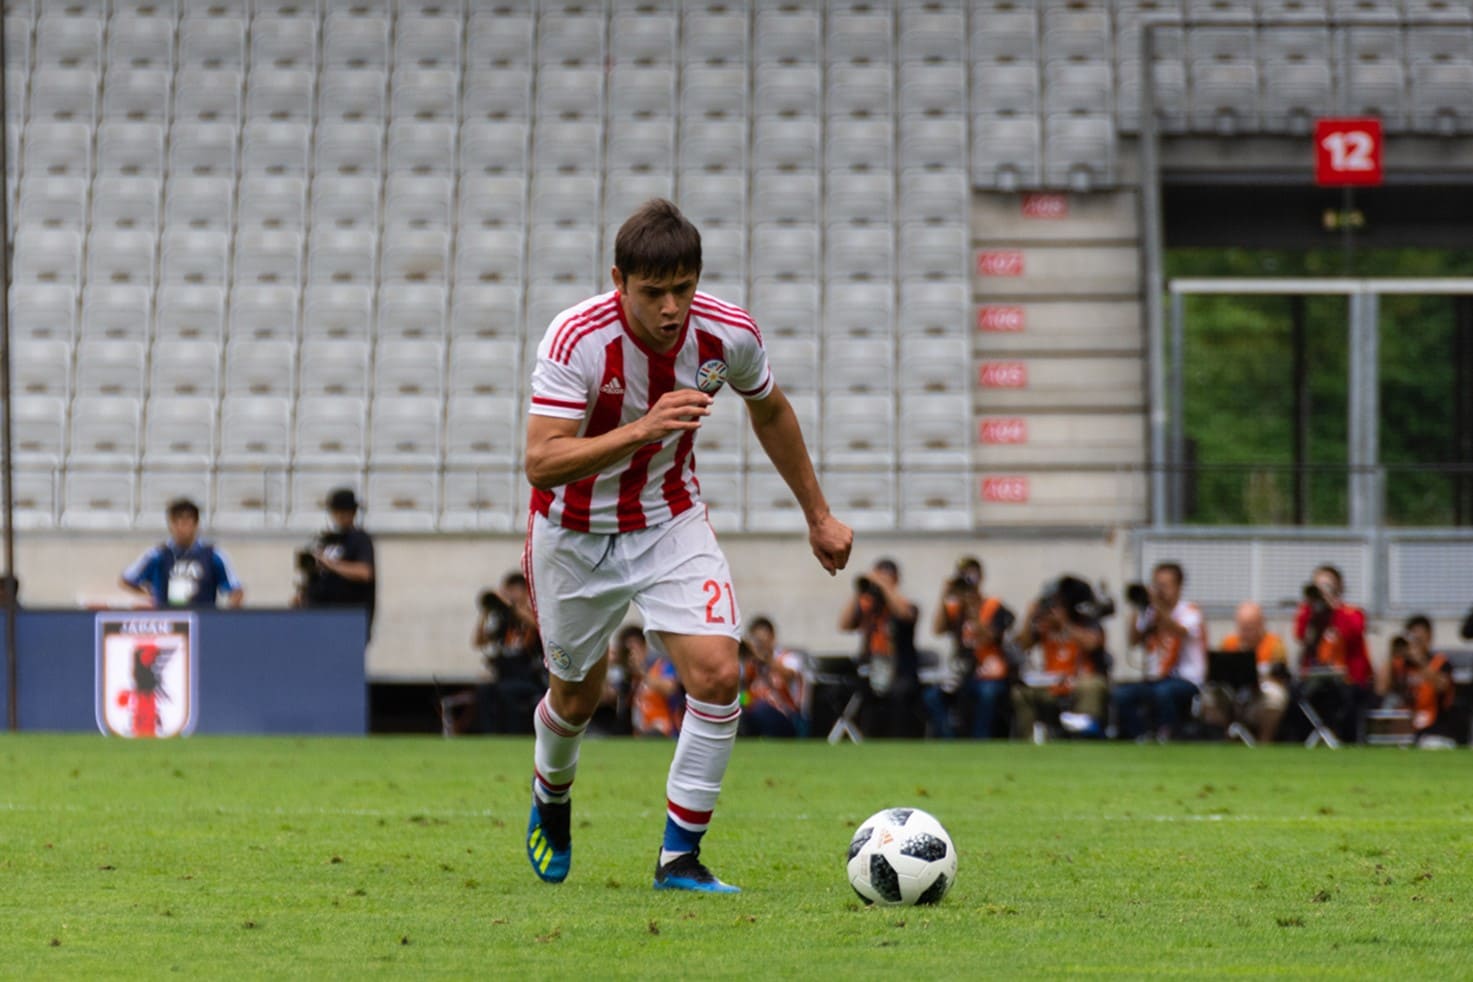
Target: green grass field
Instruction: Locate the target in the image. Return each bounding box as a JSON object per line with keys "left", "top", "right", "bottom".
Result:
{"left": 2, "top": 735, "right": 1471, "bottom": 979}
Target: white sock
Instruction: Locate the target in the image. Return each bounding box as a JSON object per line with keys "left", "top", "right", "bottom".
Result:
{"left": 661, "top": 696, "right": 740, "bottom": 864}
{"left": 533, "top": 696, "right": 587, "bottom": 805}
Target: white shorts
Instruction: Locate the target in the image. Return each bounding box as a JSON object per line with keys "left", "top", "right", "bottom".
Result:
{"left": 523, "top": 506, "right": 742, "bottom": 682}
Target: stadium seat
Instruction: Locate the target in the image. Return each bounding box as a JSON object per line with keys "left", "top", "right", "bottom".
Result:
{"left": 607, "top": 118, "right": 676, "bottom": 173}
{"left": 682, "top": 8, "right": 748, "bottom": 66}
{"left": 294, "top": 396, "right": 367, "bottom": 467}
{"left": 23, "top": 121, "right": 92, "bottom": 179}
{"left": 678, "top": 170, "right": 747, "bottom": 228}
{"left": 172, "top": 68, "right": 243, "bottom": 127}
{"left": 450, "top": 282, "right": 522, "bottom": 339}
{"left": 972, "top": 8, "right": 1038, "bottom": 64}
{"left": 84, "top": 226, "right": 157, "bottom": 290}
{"left": 531, "top": 118, "right": 604, "bottom": 174}
{"left": 446, "top": 337, "right": 520, "bottom": 397}
{"left": 898, "top": 223, "right": 968, "bottom": 282}
{"left": 383, "top": 173, "right": 452, "bottom": 232}
{"left": 363, "top": 471, "right": 438, "bottom": 532}
{"left": 391, "top": 67, "right": 459, "bottom": 122}
{"left": 155, "top": 283, "right": 225, "bottom": 342}
{"left": 445, "top": 394, "right": 519, "bottom": 466}
{"left": 825, "top": 169, "right": 894, "bottom": 226}
{"left": 376, "top": 282, "right": 446, "bottom": 341}
{"left": 61, "top": 469, "right": 136, "bottom": 531}
{"left": 36, "top": 13, "right": 103, "bottom": 70}
{"left": 225, "top": 338, "right": 295, "bottom": 397}
{"left": 80, "top": 283, "right": 151, "bottom": 342}
{"left": 241, "top": 120, "right": 311, "bottom": 176}
{"left": 972, "top": 62, "right": 1039, "bottom": 117}
{"left": 228, "top": 283, "right": 297, "bottom": 342}
{"left": 753, "top": 117, "right": 821, "bottom": 172}
{"left": 453, "top": 226, "right": 524, "bottom": 286}
{"left": 298, "top": 338, "right": 371, "bottom": 399}
{"left": 530, "top": 172, "right": 600, "bottom": 226}
{"left": 899, "top": 7, "right": 966, "bottom": 64}
{"left": 825, "top": 223, "right": 894, "bottom": 281}
{"left": 179, "top": 16, "right": 246, "bottom": 69}
{"left": 89, "top": 176, "right": 160, "bottom": 236}
{"left": 4, "top": 13, "right": 30, "bottom": 75}
{"left": 455, "top": 175, "right": 526, "bottom": 234}
{"left": 467, "top": 8, "right": 533, "bottom": 68}
{"left": 386, "top": 120, "right": 455, "bottom": 175}
{"left": 681, "top": 65, "right": 748, "bottom": 118}
{"left": 165, "top": 174, "right": 234, "bottom": 231}
{"left": 819, "top": 469, "right": 897, "bottom": 533}
{"left": 160, "top": 226, "right": 230, "bottom": 285}
{"left": 754, "top": 7, "right": 820, "bottom": 64}
{"left": 537, "top": 10, "right": 605, "bottom": 66}
{"left": 250, "top": 12, "right": 318, "bottom": 70}
{"left": 608, "top": 65, "right": 676, "bottom": 118}
{"left": 308, "top": 225, "right": 380, "bottom": 284}
{"left": 677, "top": 117, "right": 745, "bottom": 172}
{"left": 313, "top": 120, "right": 385, "bottom": 178}
{"left": 168, "top": 121, "right": 238, "bottom": 177}
{"left": 213, "top": 469, "right": 289, "bottom": 531}
{"left": 463, "top": 68, "right": 533, "bottom": 122}
{"left": 287, "top": 470, "right": 364, "bottom": 532}
{"left": 827, "top": 65, "right": 894, "bottom": 119}
{"left": 68, "top": 394, "right": 142, "bottom": 467}
{"left": 395, "top": 15, "right": 460, "bottom": 70}
{"left": 753, "top": 65, "right": 821, "bottom": 117}
{"left": 696, "top": 392, "right": 746, "bottom": 469}
{"left": 439, "top": 468, "right": 516, "bottom": 532}
{"left": 9, "top": 469, "right": 59, "bottom": 531}
{"left": 19, "top": 175, "right": 88, "bottom": 230}
{"left": 1043, "top": 62, "right": 1112, "bottom": 117}
{"left": 821, "top": 393, "right": 895, "bottom": 468}
{"left": 10, "top": 282, "right": 78, "bottom": 342}
{"left": 822, "top": 336, "right": 894, "bottom": 394}
{"left": 1043, "top": 6, "right": 1110, "bottom": 62}
{"left": 369, "top": 396, "right": 442, "bottom": 467}
{"left": 828, "top": 8, "right": 894, "bottom": 64}
{"left": 1411, "top": 62, "right": 1473, "bottom": 133}
{"left": 524, "top": 281, "right": 590, "bottom": 342}
{"left": 1045, "top": 113, "right": 1116, "bottom": 189}
{"left": 12, "top": 339, "right": 71, "bottom": 400}
{"left": 898, "top": 469, "right": 972, "bottom": 531}
{"left": 763, "top": 336, "right": 817, "bottom": 395}
{"left": 751, "top": 171, "right": 820, "bottom": 224}
{"left": 748, "top": 278, "right": 819, "bottom": 339}
{"left": 142, "top": 396, "right": 217, "bottom": 469}
{"left": 302, "top": 283, "right": 373, "bottom": 341}
{"left": 291, "top": 20, "right": 360, "bottom": 87}
{"left": 899, "top": 335, "right": 969, "bottom": 395}
{"left": 536, "top": 66, "right": 606, "bottom": 120}
{"left": 309, "top": 174, "right": 381, "bottom": 233}
{"left": 317, "top": 68, "right": 388, "bottom": 123}
{"left": 97, "top": 121, "right": 165, "bottom": 178}
{"left": 246, "top": 67, "right": 315, "bottom": 123}
{"left": 459, "top": 119, "right": 529, "bottom": 176}
{"left": 13, "top": 226, "right": 83, "bottom": 286}
{"left": 135, "top": 469, "right": 213, "bottom": 530}
{"left": 150, "top": 339, "right": 222, "bottom": 400}
{"left": 822, "top": 279, "right": 894, "bottom": 337}
{"left": 971, "top": 114, "right": 1042, "bottom": 189}
{"left": 12, "top": 395, "right": 67, "bottom": 468}
{"left": 697, "top": 224, "right": 744, "bottom": 281}
{"left": 899, "top": 63, "right": 967, "bottom": 118}
{"left": 379, "top": 227, "right": 449, "bottom": 283}
{"left": 233, "top": 226, "right": 303, "bottom": 287}
{"left": 527, "top": 225, "right": 599, "bottom": 284}
{"left": 899, "top": 115, "right": 968, "bottom": 171}
{"left": 29, "top": 67, "right": 98, "bottom": 124}
{"left": 100, "top": 68, "right": 171, "bottom": 124}
{"left": 899, "top": 168, "right": 968, "bottom": 226}
{"left": 373, "top": 338, "right": 444, "bottom": 397}
{"left": 751, "top": 223, "right": 820, "bottom": 282}
{"left": 744, "top": 470, "right": 806, "bottom": 532}
{"left": 610, "top": 11, "right": 676, "bottom": 65}
{"left": 1347, "top": 55, "right": 1406, "bottom": 127}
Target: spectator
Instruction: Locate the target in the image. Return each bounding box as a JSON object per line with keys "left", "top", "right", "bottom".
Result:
{"left": 120, "top": 498, "right": 244, "bottom": 609}
{"left": 839, "top": 558, "right": 923, "bottom": 739}
{"left": 1385, "top": 615, "right": 1455, "bottom": 742}
{"left": 931, "top": 557, "right": 1013, "bottom": 739}
{"left": 1010, "top": 584, "right": 1109, "bottom": 740}
{"left": 295, "top": 488, "right": 376, "bottom": 639}
{"left": 1113, "top": 562, "right": 1207, "bottom": 742}
{"left": 1219, "top": 601, "right": 1291, "bottom": 743}
{"left": 589, "top": 629, "right": 637, "bottom": 736}
{"left": 739, "top": 616, "right": 805, "bottom": 738}
{"left": 1294, "top": 564, "right": 1371, "bottom": 742}
{"left": 629, "top": 628, "right": 682, "bottom": 738}
{"left": 473, "top": 571, "right": 545, "bottom": 735}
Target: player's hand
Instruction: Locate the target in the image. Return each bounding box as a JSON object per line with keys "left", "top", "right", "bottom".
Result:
{"left": 638, "top": 389, "right": 712, "bottom": 441}
{"left": 809, "top": 512, "right": 853, "bottom": 576}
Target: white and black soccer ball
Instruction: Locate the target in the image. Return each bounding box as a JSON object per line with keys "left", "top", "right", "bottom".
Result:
{"left": 846, "top": 807, "right": 957, "bottom": 906}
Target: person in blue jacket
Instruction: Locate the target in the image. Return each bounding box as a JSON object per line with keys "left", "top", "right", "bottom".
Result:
{"left": 120, "top": 498, "right": 245, "bottom": 609}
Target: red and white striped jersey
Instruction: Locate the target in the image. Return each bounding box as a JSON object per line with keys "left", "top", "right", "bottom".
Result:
{"left": 528, "top": 289, "right": 774, "bottom": 534}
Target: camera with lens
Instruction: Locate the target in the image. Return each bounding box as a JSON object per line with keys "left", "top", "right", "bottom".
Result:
{"left": 1125, "top": 582, "right": 1152, "bottom": 610}
{"left": 1303, "top": 582, "right": 1333, "bottom": 630}
{"left": 478, "top": 589, "right": 514, "bottom": 646}
{"left": 295, "top": 530, "right": 346, "bottom": 594}
{"left": 1037, "top": 575, "right": 1116, "bottom": 625}
{"left": 855, "top": 575, "right": 883, "bottom": 599}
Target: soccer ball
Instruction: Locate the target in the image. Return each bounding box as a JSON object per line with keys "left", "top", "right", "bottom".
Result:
{"left": 846, "top": 807, "right": 957, "bottom": 906}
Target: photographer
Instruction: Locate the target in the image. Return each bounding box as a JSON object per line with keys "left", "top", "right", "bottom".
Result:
{"left": 294, "top": 488, "right": 376, "bottom": 639}
{"left": 1383, "top": 615, "right": 1455, "bottom": 744}
{"left": 839, "top": 558, "right": 922, "bottom": 738}
{"left": 1293, "top": 564, "right": 1371, "bottom": 742}
{"left": 1113, "top": 562, "right": 1207, "bottom": 742}
{"left": 473, "top": 571, "right": 545, "bottom": 735}
{"left": 1010, "top": 576, "right": 1109, "bottom": 740}
{"left": 931, "top": 557, "right": 1014, "bottom": 739}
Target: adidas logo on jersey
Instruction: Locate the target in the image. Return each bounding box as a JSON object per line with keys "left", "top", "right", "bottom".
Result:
{"left": 600, "top": 377, "right": 625, "bottom": 396}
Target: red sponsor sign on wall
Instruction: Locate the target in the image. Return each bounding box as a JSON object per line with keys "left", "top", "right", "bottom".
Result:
{"left": 1021, "top": 193, "right": 1068, "bottom": 219}
{"left": 976, "top": 250, "right": 1024, "bottom": 277}
{"left": 1314, "top": 117, "right": 1383, "bottom": 187}
{"left": 978, "top": 361, "right": 1028, "bottom": 388}
{"left": 981, "top": 476, "right": 1030, "bottom": 503}
{"left": 977, "top": 305, "right": 1025, "bottom": 332}
{"left": 978, "top": 417, "right": 1028, "bottom": 444}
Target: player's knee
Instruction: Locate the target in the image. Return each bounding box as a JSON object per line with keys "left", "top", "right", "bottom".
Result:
{"left": 688, "top": 659, "right": 741, "bottom": 705}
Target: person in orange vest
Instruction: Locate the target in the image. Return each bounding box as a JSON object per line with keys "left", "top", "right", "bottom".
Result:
{"left": 1219, "top": 601, "right": 1291, "bottom": 743}
{"left": 931, "top": 557, "right": 1014, "bottom": 739}
{"left": 1384, "top": 615, "right": 1455, "bottom": 741}
{"left": 1011, "top": 579, "right": 1108, "bottom": 741}
{"left": 1114, "top": 562, "right": 1207, "bottom": 742}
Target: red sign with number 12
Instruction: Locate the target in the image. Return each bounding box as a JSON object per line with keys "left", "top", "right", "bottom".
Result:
{"left": 1314, "top": 118, "right": 1382, "bottom": 187}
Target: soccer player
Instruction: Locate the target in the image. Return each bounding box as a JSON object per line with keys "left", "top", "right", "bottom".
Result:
{"left": 521, "top": 199, "right": 853, "bottom": 893}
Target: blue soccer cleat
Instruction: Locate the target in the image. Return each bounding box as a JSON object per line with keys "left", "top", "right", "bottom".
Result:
{"left": 653, "top": 849, "right": 741, "bottom": 894}
{"left": 526, "top": 789, "right": 572, "bottom": 884}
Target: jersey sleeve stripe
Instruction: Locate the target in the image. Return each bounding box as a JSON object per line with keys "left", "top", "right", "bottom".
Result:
{"left": 549, "top": 297, "right": 617, "bottom": 361}
{"left": 690, "top": 303, "right": 764, "bottom": 344}
{"left": 531, "top": 395, "right": 587, "bottom": 411}
{"left": 731, "top": 369, "right": 772, "bottom": 398}
{"left": 553, "top": 311, "right": 619, "bottom": 364}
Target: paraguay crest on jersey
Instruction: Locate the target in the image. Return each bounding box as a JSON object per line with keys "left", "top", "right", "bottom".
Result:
{"left": 96, "top": 612, "right": 199, "bottom": 738}
{"left": 696, "top": 358, "right": 728, "bottom": 394}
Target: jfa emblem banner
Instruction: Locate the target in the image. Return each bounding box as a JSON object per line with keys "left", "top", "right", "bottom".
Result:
{"left": 95, "top": 613, "right": 199, "bottom": 738}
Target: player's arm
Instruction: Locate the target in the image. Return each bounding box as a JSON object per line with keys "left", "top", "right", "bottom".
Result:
{"left": 524, "top": 390, "right": 712, "bottom": 490}
{"left": 745, "top": 384, "right": 852, "bottom": 575}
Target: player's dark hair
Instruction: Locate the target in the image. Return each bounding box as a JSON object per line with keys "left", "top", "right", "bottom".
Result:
{"left": 167, "top": 498, "right": 200, "bottom": 522}
{"left": 875, "top": 558, "right": 900, "bottom": 579}
{"left": 614, "top": 198, "right": 702, "bottom": 281}
{"left": 502, "top": 570, "right": 528, "bottom": 590}
{"left": 1153, "top": 561, "right": 1185, "bottom": 587}
{"left": 749, "top": 616, "right": 775, "bottom": 635}
{"left": 1404, "top": 613, "right": 1432, "bottom": 634}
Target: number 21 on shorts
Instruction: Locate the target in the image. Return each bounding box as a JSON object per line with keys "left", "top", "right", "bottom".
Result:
{"left": 703, "top": 579, "right": 736, "bottom": 624}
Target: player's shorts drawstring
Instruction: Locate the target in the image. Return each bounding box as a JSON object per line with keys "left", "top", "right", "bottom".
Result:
{"left": 591, "top": 534, "right": 616, "bottom": 572}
